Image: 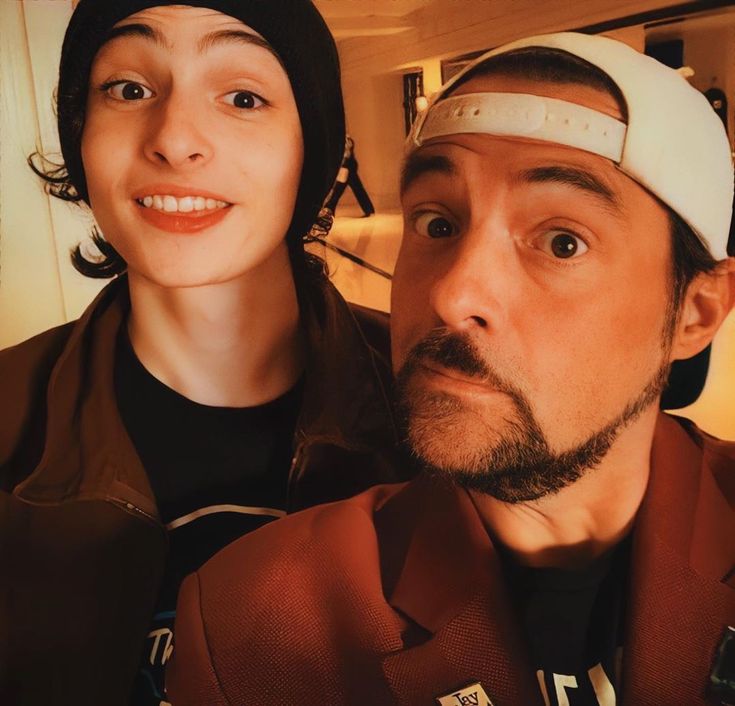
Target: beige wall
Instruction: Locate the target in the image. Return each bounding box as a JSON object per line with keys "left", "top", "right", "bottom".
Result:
{"left": 340, "top": 71, "right": 406, "bottom": 212}
{"left": 680, "top": 310, "right": 735, "bottom": 438}
{"left": 0, "top": 0, "right": 65, "bottom": 348}
{"left": 0, "top": 0, "right": 106, "bottom": 350}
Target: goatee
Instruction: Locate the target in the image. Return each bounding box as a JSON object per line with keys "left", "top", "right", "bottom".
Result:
{"left": 395, "top": 329, "right": 670, "bottom": 503}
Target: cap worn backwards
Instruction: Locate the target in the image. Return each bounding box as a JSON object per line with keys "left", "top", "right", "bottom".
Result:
{"left": 410, "top": 32, "right": 733, "bottom": 260}
{"left": 409, "top": 31, "right": 734, "bottom": 410}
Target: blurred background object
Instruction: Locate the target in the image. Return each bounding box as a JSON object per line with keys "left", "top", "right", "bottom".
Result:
{"left": 323, "top": 136, "right": 375, "bottom": 218}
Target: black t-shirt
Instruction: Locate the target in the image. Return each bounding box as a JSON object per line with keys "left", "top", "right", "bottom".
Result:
{"left": 114, "top": 329, "right": 302, "bottom": 706}
{"left": 501, "top": 537, "right": 630, "bottom": 706}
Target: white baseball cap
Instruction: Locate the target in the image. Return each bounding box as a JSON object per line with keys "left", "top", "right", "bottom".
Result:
{"left": 409, "top": 32, "right": 734, "bottom": 260}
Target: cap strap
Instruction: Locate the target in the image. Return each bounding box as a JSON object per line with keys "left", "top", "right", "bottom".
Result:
{"left": 414, "top": 92, "right": 627, "bottom": 162}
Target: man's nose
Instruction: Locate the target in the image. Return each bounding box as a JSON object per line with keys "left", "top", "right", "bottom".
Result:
{"left": 142, "top": 90, "right": 214, "bottom": 169}
{"left": 428, "top": 226, "right": 514, "bottom": 333}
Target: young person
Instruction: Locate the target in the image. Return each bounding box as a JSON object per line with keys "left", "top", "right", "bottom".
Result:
{"left": 168, "top": 32, "right": 735, "bottom": 706}
{"left": 0, "top": 2, "right": 401, "bottom": 704}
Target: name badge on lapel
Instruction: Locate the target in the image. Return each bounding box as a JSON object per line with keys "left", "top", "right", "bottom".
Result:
{"left": 436, "top": 682, "right": 494, "bottom": 706}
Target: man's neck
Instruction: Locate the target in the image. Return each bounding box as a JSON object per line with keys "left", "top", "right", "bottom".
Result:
{"left": 470, "top": 408, "right": 659, "bottom": 570}
{"left": 126, "top": 248, "right": 304, "bottom": 408}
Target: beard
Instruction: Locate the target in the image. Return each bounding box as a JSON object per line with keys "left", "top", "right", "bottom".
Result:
{"left": 395, "top": 329, "right": 671, "bottom": 504}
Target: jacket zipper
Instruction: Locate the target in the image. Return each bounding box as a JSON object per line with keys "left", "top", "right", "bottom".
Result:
{"left": 111, "top": 496, "right": 166, "bottom": 535}
{"left": 285, "top": 443, "right": 304, "bottom": 513}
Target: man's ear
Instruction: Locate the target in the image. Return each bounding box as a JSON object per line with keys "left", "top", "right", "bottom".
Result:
{"left": 670, "top": 257, "right": 735, "bottom": 362}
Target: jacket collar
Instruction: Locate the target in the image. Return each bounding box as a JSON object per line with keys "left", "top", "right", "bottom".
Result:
{"left": 15, "top": 274, "right": 396, "bottom": 516}
{"left": 375, "top": 475, "right": 542, "bottom": 705}
{"left": 377, "top": 475, "right": 494, "bottom": 633}
{"left": 13, "top": 277, "right": 157, "bottom": 515}
{"left": 623, "top": 413, "right": 735, "bottom": 704}
{"left": 376, "top": 414, "right": 733, "bottom": 705}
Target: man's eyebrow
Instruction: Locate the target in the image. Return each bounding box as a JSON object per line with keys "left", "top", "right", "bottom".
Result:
{"left": 401, "top": 153, "right": 455, "bottom": 194}
{"left": 520, "top": 165, "right": 623, "bottom": 214}
{"left": 197, "top": 29, "right": 282, "bottom": 66}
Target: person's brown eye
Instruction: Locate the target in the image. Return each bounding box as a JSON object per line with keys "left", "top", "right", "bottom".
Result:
{"left": 414, "top": 212, "right": 457, "bottom": 239}
{"left": 552, "top": 233, "right": 578, "bottom": 258}
{"left": 224, "top": 91, "right": 265, "bottom": 109}
{"left": 539, "top": 230, "right": 589, "bottom": 259}
{"left": 104, "top": 81, "right": 153, "bottom": 101}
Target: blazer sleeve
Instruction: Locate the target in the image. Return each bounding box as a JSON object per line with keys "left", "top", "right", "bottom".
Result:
{"left": 167, "top": 572, "right": 230, "bottom": 706}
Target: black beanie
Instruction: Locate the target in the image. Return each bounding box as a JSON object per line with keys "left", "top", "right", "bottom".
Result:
{"left": 57, "top": 0, "right": 345, "bottom": 267}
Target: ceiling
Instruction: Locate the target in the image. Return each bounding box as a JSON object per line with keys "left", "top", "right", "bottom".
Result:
{"left": 68, "top": 0, "right": 432, "bottom": 38}
{"left": 646, "top": 4, "right": 735, "bottom": 41}
{"left": 313, "top": 0, "right": 432, "bottom": 39}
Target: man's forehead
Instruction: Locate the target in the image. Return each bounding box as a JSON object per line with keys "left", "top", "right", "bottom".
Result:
{"left": 402, "top": 72, "right": 637, "bottom": 208}
{"left": 408, "top": 132, "right": 618, "bottom": 169}
{"left": 401, "top": 134, "right": 627, "bottom": 214}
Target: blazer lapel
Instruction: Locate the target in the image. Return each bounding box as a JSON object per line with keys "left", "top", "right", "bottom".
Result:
{"left": 376, "top": 477, "right": 543, "bottom": 706}
{"left": 623, "top": 414, "right": 735, "bottom": 705}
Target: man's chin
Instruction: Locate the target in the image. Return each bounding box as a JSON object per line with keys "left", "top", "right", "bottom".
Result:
{"left": 422, "top": 462, "right": 569, "bottom": 504}
{"left": 403, "top": 406, "right": 622, "bottom": 505}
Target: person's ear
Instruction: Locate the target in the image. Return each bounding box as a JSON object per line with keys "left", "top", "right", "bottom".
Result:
{"left": 670, "top": 257, "right": 735, "bottom": 362}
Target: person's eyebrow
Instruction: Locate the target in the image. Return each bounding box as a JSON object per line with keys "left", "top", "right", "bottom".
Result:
{"left": 101, "top": 26, "right": 282, "bottom": 67}
{"left": 197, "top": 29, "right": 281, "bottom": 65}
{"left": 519, "top": 165, "right": 623, "bottom": 215}
{"left": 103, "top": 23, "right": 170, "bottom": 50}
{"left": 401, "top": 153, "right": 456, "bottom": 194}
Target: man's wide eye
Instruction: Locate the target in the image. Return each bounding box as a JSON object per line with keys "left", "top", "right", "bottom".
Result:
{"left": 224, "top": 91, "right": 265, "bottom": 109}
{"left": 106, "top": 81, "right": 153, "bottom": 101}
{"left": 539, "top": 230, "right": 589, "bottom": 259}
{"left": 413, "top": 212, "right": 456, "bottom": 239}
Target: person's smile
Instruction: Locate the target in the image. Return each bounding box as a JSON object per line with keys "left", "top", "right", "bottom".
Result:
{"left": 131, "top": 183, "right": 234, "bottom": 233}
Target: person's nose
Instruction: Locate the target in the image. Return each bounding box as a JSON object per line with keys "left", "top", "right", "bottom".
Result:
{"left": 428, "top": 223, "right": 514, "bottom": 333}
{"left": 142, "top": 89, "right": 214, "bottom": 170}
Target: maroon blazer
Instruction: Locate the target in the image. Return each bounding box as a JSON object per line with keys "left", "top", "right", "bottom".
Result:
{"left": 168, "top": 414, "right": 735, "bottom": 705}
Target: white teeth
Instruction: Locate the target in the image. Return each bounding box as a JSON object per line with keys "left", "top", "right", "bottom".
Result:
{"left": 163, "top": 195, "right": 178, "bottom": 213}
{"left": 138, "top": 194, "right": 229, "bottom": 213}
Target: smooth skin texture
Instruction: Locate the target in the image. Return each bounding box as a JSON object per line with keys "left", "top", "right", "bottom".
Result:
{"left": 81, "top": 6, "right": 305, "bottom": 406}
{"left": 393, "top": 74, "right": 735, "bottom": 568}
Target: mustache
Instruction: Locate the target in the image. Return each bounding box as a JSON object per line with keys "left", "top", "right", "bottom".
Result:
{"left": 396, "top": 328, "right": 543, "bottom": 452}
{"left": 397, "top": 328, "right": 533, "bottom": 407}
{"left": 403, "top": 328, "right": 491, "bottom": 381}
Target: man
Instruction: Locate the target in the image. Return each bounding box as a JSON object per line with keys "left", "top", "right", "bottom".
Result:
{"left": 168, "top": 32, "right": 735, "bottom": 706}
